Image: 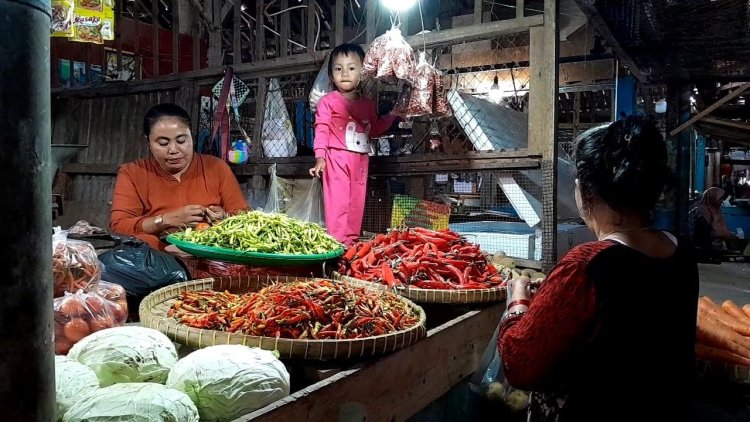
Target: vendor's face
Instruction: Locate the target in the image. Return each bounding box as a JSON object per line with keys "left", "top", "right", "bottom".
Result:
{"left": 331, "top": 53, "right": 363, "bottom": 94}
{"left": 148, "top": 117, "right": 193, "bottom": 174}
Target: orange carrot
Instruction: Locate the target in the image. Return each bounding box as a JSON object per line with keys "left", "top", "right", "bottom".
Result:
{"left": 697, "top": 343, "right": 750, "bottom": 367}
{"left": 722, "top": 300, "right": 750, "bottom": 327}
{"left": 699, "top": 298, "right": 750, "bottom": 336}
{"left": 697, "top": 311, "right": 750, "bottom": 359}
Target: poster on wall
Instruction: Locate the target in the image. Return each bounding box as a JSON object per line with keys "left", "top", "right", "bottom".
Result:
{"left": 59, "top": 59, "right": 71, "bottom": 88}
{"left": 73, "top": 61, "right": 87, "bottom": 87}
{"left": 90, "top": 64, "right": 102, "bottom": 85}
{"left": 105, "top": 48, "right": 138, "bottom": 81}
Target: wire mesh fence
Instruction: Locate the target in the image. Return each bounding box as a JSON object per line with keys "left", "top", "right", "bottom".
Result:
{"left": 363, "top": 169, "right": 549, "bottom": 261}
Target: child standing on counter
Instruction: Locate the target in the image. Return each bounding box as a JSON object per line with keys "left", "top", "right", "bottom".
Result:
{"left": 309, "top": 43, "right": 397, "bottom": 245}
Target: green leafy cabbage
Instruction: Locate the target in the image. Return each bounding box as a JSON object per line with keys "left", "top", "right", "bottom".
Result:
{"left": 166, "top": 345, "right": 290, "bottom": 421}
{"left": 62, "top": 383, "right": 199, "bottom": 422}
{"left": 68, "top": 326, "right": 178, "bottom": 386}
{"left": 55, "top": 356, "right": 100, "bottom": 420}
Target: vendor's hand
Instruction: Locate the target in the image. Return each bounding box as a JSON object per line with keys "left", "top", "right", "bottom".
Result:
{"left": 309, "top": 158, "right": 326, "bottom": 178}
{"left": 506, "top": 275, "right": 532, "bottom": 303}
{"left": 205, "top": 205, "right": 226, "bottom": 223}
{"left": 164, "top": 205, "right": 206, "bottom": 228}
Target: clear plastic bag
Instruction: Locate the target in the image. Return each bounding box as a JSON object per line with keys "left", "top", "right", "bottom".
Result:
{"left": 285, "top": 178, "right": 325, "bottom": 227}
{"left": 469, "top": 324, "right": 530, "bottom": 412}
{"left": 52, "top": 227, "right": 101, "bottom": 298}
{"left": 363, "top": 27, "right": 416, "bottom": 85}
{"left": 264, "top": 163, "right": 295, "bottom": 213}
{"left": 53, "top": 289, "right": 127, "bottom": 355}
{"left": 309, "top": 55, "right": 331, "bottom": 113}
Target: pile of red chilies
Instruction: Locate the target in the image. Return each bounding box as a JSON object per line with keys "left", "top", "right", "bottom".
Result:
{"left": 338, "top": 227, "right": 504, "bottom": 290}
{"left": 168, "top": 279, "right": 421, "bottom": 340}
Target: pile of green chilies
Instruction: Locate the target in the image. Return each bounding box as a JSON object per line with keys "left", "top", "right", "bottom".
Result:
{"left": 173, "top": 211, "right": 341, "bottom": 255}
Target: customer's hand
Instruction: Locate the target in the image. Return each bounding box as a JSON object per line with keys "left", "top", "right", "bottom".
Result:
{"left": 205, "top": 205, "right": 226, "bottom": 223}
{"left": 309, "top": 158, "right": 326, "bottom": 178}
{"left": 507, "top": 275, "right": 532, "bottom": 303}
{"left": 164, "top": 205, "right": 206, "bottom": 228}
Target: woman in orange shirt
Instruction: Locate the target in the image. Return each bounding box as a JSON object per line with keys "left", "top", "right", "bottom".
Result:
{"left": 110, "top": 103, "right": 249, "bottom": 250}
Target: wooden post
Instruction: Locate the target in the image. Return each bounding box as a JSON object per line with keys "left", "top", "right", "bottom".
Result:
{"left": 280, "top": 0, "right": 290, "bottom": 57}
{"left": 152, "top": 0, "right": 159, "bottom": 76}
{"left": 116, "top": 0, "right": 123, "bottom": 74}
{"left": 474, "top": 0, "right": 483, "bottom": 24}
{"left": 193, "top": 0, "right": 201, "bottom": 70}
{"left": 516, "top": 0, "right": 524, "bottom": 19}
{"left": 307, "top": 0, "right": 316, "bottom": 51}
{"left": 234, "top": 0, "right": 242, "bottom": 64}
{"left": 366, "top": 0, "right": 377, "bottom": 43}
{"left": 207, "top": 0, "right": 223, "bottom": 67}
{"left": 256, "top": 1, "right": 265, "bottom": 62}
{"left": 528, "top": 0, "right": 558, "bottom": 271}
{"left": 172, "top": 0, "right": 180, "bottom": 73}
{"left": 335, "top": 0, "right": 344, "bottom": 46}
{"left": 255, "top": 77, "right": 268, "bottom": 158}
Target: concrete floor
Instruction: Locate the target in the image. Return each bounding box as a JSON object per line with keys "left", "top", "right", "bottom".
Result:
{"left": 698, "top": 262, "right": 750, "bottom": 304}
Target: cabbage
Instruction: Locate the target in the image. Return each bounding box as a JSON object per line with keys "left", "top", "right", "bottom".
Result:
{"left": 62, "top": 383, "right": 199, "bottom": 422}
{"left": 55, "top": 356, "right": 99, "bottom": 420}
{"left": 166, "top": 345, "right": 290, "bottom": 421}
{"left": 68, "top": 326, "right": 178, "bottom": 386}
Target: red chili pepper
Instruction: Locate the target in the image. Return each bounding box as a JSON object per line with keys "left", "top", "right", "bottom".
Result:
{"left": 445, "top": 264, "right": 466, "bottom": 285}
{"left": 343, "top": 245, "right": 358, "bottom": 261}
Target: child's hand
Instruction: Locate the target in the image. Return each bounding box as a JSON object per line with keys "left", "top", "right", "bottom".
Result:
{"left": 309, "top": 158, "right": 326, "bottom": 178}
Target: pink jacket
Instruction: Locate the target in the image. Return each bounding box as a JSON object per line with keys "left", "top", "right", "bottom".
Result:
{"left": 314, "top": 91, "right": 396, "bottom": 159}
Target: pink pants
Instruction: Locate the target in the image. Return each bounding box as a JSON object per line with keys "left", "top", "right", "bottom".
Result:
{"left": 323, "top": 148, "right": 368, "bottom": 245}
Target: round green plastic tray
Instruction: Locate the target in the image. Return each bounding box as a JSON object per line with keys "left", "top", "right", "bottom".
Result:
{"left": 166, "top": 235, "right": 344, "bottom": 266}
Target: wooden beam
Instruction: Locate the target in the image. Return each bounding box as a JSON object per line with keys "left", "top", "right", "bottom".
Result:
{"left": 307, "top": 0, "right": 316, "bottom": 51}
{"left": 255, "top": 1, "right": 265, "bottom": 61}
{"left": 404, "top": 14, "right": 543, "bottom": 50}
{"left": 701, "top": 116, "right": 750, "bottom": 132}
{"left": 172, "top": 0, "right": 180, "bottom": 74}
{"left": 152, "top": 0, "right": 159, "bottom": 77}
{"left": 280, "top": 0, "right": 289, "bottom": 57}
{"left": 192, "top": 0, "right": 201, "bottom": 71}
{"left": 254, "top": 77, "right": 268, "bottom": 158}
{"left": 233, "top": 0, "right": 242, "bottom": 64}
{"left": 335, "top": 0, "right": 345, "bottom": 46}
{"left": 669, "top": 81, "right": 750, "bottom": 136}
{"left": 116, "top": 0, "right": 123, "bottom": 75}
{"left": 573, "top": 0, "right": 648, "bottom": 82}
{"left": 207, "top": 0, "right": 223, "bottom": 66}
{"left": 237, "top": 304, "right": 503, "bottom": 422}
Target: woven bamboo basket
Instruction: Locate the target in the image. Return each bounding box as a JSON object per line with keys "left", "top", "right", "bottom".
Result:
{"left": 697, "top": 360, "right": 750, "bottom": 384}
{"left": 139, "top": 275, "right": 427, "bottom": 360}
{"left": 332, "top": 272, "right": 506, "bottom": 304}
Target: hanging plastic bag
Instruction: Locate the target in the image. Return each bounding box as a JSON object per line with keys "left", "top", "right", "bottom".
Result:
{"left": 53, "top": 227, "right": 101, "bottom": 298}
{"left": 394, "top": 53, "right": 434, "bottom": 117}
{"left": 469, "top": 324, "right": 530, "bottom": 413}
{"left": 363, "top": 27, "right": 416, "bottom": 85}
{"left": 262, "top": 78, "right": 298, "bottom": 158}
{"left": 53, "top": 289, "right": 127, "bottom": 355}
{"left": 285, "top": 178, "right": 325, "bottom": 227}
{"left": 309, "top": 55, "right": 331, "bottom": 113}
{"left": 263, "top": 163, "right": 295, "bottom": 213}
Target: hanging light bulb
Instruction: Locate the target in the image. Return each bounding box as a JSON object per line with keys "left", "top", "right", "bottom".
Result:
{"left": 381, "top": 0, "right": 418, "bottom": 11}
{"left": 488, "top": 75, "right": 503, "bottom": 104}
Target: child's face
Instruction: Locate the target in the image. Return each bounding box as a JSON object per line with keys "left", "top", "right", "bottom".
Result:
{"left": 331, "top": 53, "right": 363, "bottom": 94}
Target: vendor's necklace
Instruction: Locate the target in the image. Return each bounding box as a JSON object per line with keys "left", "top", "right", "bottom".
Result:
{"left": 598, "top": 226, "right": 651, "bottom": 241}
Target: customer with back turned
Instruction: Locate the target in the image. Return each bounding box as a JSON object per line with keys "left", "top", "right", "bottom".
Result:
{"left": 497, "top": 116, "right": 699, "bottom": 421}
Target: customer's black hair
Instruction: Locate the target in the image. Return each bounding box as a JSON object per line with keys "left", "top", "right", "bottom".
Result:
{"left": 143, "top": 103, "right": 192, "bottom": 138}
{"left": 328, "top": 43, "right": 366, "bottom": 78}
{"left": 574, "top": 115, "right": 670, "bottom": 216}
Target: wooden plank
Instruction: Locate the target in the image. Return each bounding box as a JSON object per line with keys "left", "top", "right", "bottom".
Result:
{"left": 516, "top": 0, "right": 524, "bottom": 19}
{"left": 307, "top": 0, "right": 316, "bottom": 51}
{"left": 335, "top": 0, "right": 344, "bottom": 46}
{"left": 152, "top": 0, "right": 160, "bottom": 77}
{"left": 60, "top": 163, "right": 120, "bottom": 175}
{"left": 668, "top": 81, "right": 750, "bottom": 136}
{"left": 208, "top": 0, "right": 223, "bottom": 66}
{"left": 172, "top": 0, "right": 180, "bottom": 74}
{"left": 116, "top": 0, "right": 123, "bottom": 74}
{"left": 193, "top": 0, "right": 201, "bottom": 71}
{"left": 366, "top": 0, "right": 377, "bottom": 43}
{"left": 234, "top": 0, "right": 242, "bottom": 64}
{"left": 237, "top": 304, "right": 503, "bottom": 421}
{"left": 701, "top": 116, "right": 750, "bottom": 132}
{"left": 474, "top": 0, "right": 483, "bottom": 24}
{"left": 280, "top": 0, "right": 289, "bottom": 57}
{"left": 254, "top": 77, "right": 268, "bottom": 158}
